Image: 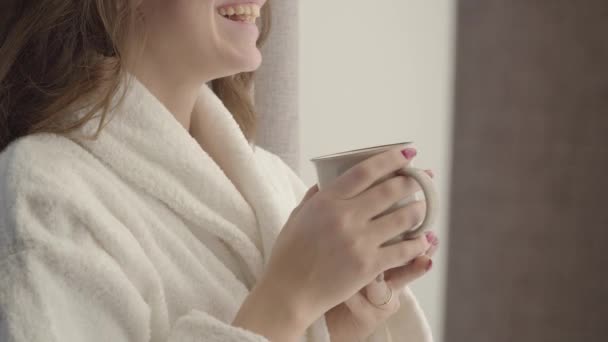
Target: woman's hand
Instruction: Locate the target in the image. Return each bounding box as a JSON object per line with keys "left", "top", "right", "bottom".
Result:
{"left": 325, "top": 231, "right": 439, "bottom": 341}
{"left": 250, "top": 147, "right": 432, "bottom": 338}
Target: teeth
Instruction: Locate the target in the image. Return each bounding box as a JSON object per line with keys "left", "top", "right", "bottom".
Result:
{"left": 218, "top": 3, "right": 261, "bottom": 19}
{"left": 229, "top": 15, "right": 256, "bottom": 23}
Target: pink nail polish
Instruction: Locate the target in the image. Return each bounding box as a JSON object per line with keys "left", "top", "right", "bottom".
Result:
{"left": 426, "top": 259, "right": 433, "bottom": 271}
{"left": 425, "top": 231, "right": 435, "bottom": 244}
{"left": 432, "top": 236, "right": 439, "bottom": 246}
{"left": 401, "top": 148, "right": 417, "bottom": 160}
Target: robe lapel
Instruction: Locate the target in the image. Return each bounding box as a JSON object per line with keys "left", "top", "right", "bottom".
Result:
{"left": 69, "top": 77, "right": 288, "bottom": 282}
{"left": 190, "top": 85, "right": 291, "bottom": 270}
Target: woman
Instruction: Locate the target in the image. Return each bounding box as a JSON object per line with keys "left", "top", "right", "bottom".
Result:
{"left": 0, "top": 1, "right": 440, "bottom": 341}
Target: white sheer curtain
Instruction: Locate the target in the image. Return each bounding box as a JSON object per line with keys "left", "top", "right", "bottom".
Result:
{"left": 254, "top": 0, "right": 301, "bottom": 172}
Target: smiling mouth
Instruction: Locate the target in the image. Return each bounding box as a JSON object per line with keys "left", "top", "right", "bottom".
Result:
{"left": 217, "top": 3, "right": 261, "bottom": 24}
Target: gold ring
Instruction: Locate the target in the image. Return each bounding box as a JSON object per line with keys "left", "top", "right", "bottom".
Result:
{"left": 374, "top": 285, "right": 393, "bottom": 307}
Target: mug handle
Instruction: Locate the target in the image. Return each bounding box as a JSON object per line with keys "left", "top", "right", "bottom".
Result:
{"left": 395, "top": 167, "right": 439, "bottom": 240}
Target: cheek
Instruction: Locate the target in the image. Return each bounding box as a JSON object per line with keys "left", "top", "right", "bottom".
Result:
{"left": 211, "top": 17, "right": 263, "bottom": 62}
{"left": 175, "top": 3, "right": 229, "bottom": 58}
{"left": 144, "top": 2, "right": 217, "bottom": 53}
{"left": 191, "top": 12, "right": 263, "bottom": 71}
{"left": 179, "top": 2, "right": 219, "bottom": 45}
{"left": 147, "top": 0, "right": 262, "bottom": 73}
{"left": 155, "top": 3, "right": 222, "bottom": 66}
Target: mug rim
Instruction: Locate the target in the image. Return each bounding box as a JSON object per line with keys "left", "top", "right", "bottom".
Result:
{"left": 310, "top": 141, "right": 412, "bottom": 162}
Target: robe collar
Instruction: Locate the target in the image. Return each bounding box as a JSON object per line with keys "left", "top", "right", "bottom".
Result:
{"left": 69, "top": 76, "right": 289, "bottom": 285}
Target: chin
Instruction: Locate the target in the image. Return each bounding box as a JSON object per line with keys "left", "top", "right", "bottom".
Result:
{"left": 225, "top": 49, "right": 263, "bottom": 75}
{"left": 205, "top": 45, "right": 263, "bottom": 81}
{"left": 238, "top": 46, "right": 264, "bottom": 72}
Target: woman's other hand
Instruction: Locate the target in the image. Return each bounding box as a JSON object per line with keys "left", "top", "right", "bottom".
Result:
{"left": 325, "top": 230, "right": 439, "bottom": 341}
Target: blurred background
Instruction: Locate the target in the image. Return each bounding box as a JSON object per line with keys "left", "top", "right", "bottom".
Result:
{"left": 299, "top": 1, "right": 454, "bottom": 340}
{"left": 276, "top": 0, "right": 607, "bottom": 341}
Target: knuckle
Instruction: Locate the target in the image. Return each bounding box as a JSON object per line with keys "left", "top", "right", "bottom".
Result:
{"left": 376, "top": 154, "right": 393, "bottom": 171}
{"left": 331, "top": 217, "right": 360, "bottom": 248}
{"left": 332, "top": 207, "right": 355, "bottom": 230}
{"left": 352, "top": 165, "right": 375, "bottom": 183}
{"left": 328, "top": 213, "right": 349, "bottom": 232}
{"left": 379, "top": 182, "right": 399, "bottom": 199}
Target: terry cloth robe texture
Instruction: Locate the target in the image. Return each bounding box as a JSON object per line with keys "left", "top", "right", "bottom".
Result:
{"left": 0, "top": 77, "right": 433, "bottom": 342}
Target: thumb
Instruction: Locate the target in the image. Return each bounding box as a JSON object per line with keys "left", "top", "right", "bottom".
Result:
{"left": 384, "top": 255, "right": 432, "bottom": 290}
{"left": 301, "top": 184, "right": 320, "bottom": 203}
{"left": 292, "top": 184, "right": 320, "bottom": 215}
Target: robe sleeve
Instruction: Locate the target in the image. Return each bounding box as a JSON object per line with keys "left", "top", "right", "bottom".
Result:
{"left": 0, "top": 167, "right": 271, "bottom": 342}
{"left": 272, "top": 154, "right": 434, "bottom": 342}
{"left": 0, "top": 250, "right": 269, "bottom": 342}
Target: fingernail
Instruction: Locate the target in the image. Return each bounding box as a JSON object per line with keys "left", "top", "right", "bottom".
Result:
{"left": 425, "top": 259, "right": 433, "bottom": 271}
{"left": 425, "top": 169, "right": 435, "bottom": 178}
{"left": 432, "top": 236, "right": 439, "bottom": 246}
{"left": 401, "top": 148, "right": 417, "bottom": 160}
{"left": 425, "top": 231, "right": 435, "bottom": 244}
{"left": 376, "top": 273, "right": 384, "bottom": 282}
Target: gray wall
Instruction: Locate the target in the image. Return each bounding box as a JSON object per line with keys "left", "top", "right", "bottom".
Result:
{"left": 445, "top": 1, "right": 608, "bottom": 341}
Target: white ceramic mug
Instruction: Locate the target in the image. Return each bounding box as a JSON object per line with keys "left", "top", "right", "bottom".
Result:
{"left": 310, "top": 141, "right": 438, "bottom": 245}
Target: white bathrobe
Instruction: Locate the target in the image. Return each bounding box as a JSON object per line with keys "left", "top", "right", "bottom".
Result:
{"left": 0, "top": 77, "right": 433, "bottom": 342}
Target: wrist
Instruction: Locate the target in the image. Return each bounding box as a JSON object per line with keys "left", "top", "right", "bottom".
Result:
{"left": 233, "top": 277, "right": 313, "bottom": 341}
{"left": 255, "top": 277, "right": 315, "bottom": 332}
{"left": 325, "top": 315, "right": 345, "bottom": 342}
{"left": 325, "top": 307, "right": 353, "bottom": 342}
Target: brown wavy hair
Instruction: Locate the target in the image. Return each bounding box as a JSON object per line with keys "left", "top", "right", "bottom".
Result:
{"left": 0, "top": 0, "right": 271, "bottom": 152}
